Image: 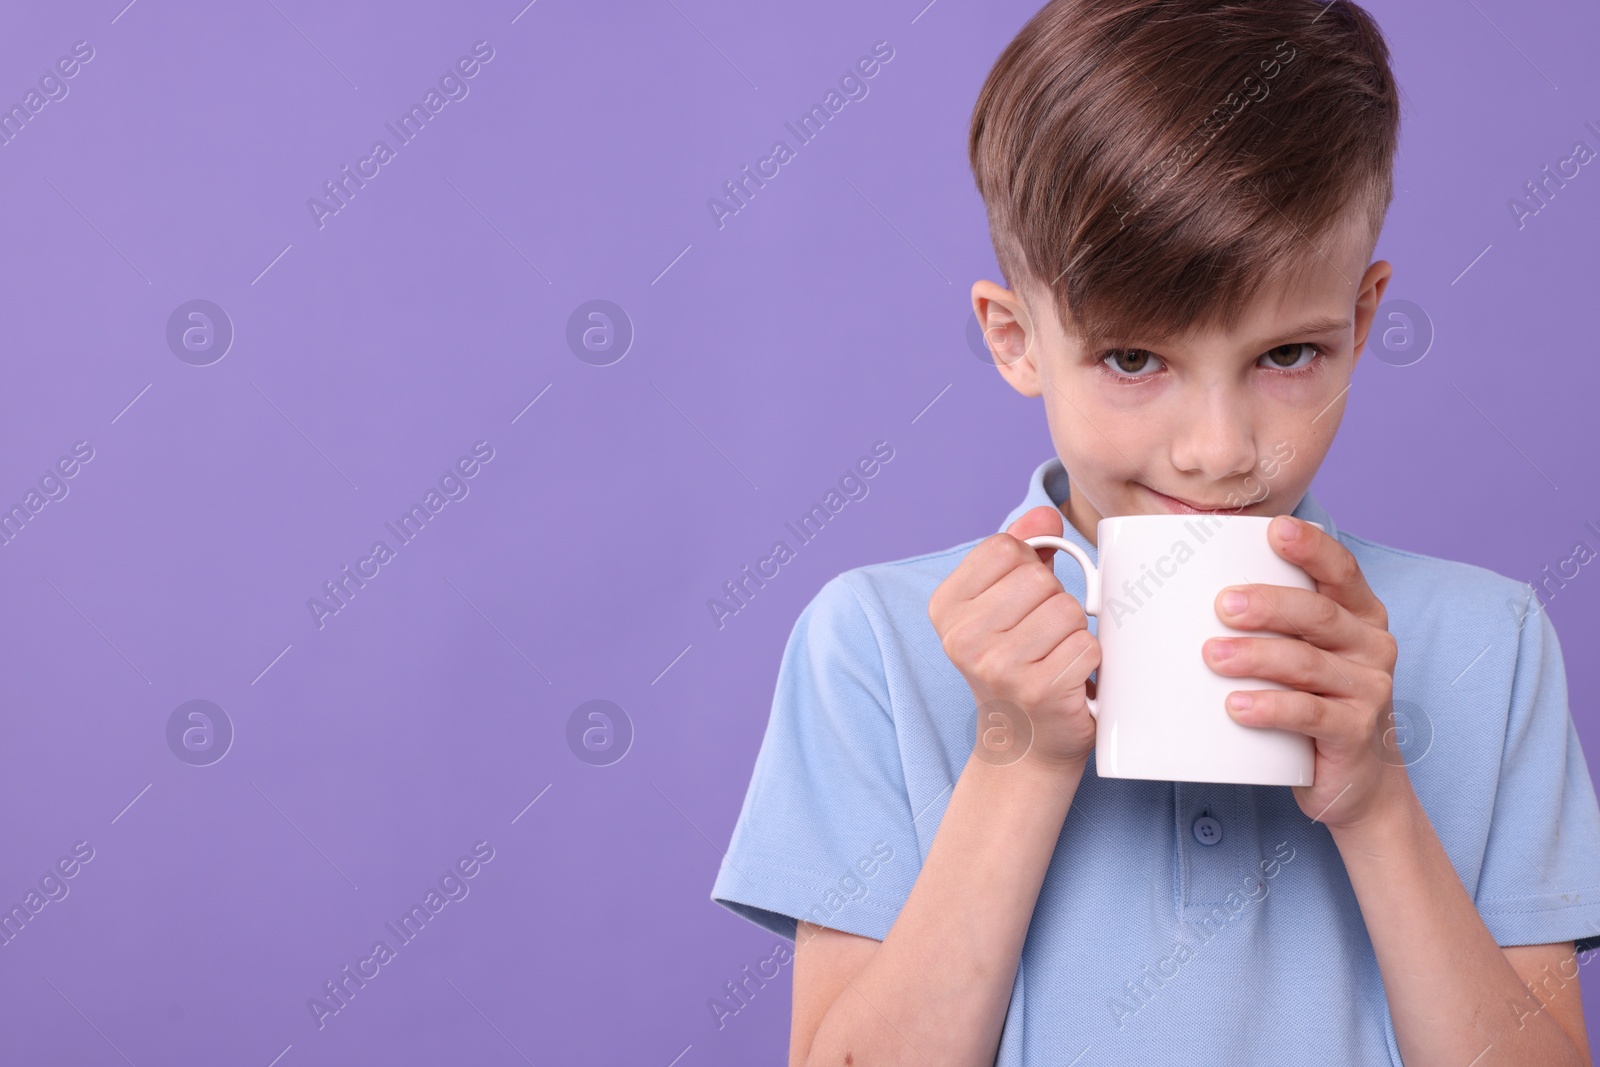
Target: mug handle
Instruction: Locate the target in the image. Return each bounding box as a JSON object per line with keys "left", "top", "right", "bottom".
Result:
{"left": 1022, "top": 535, "right": 1102, "bottom": 720}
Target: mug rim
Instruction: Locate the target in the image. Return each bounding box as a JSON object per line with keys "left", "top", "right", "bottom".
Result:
{"left": 1098, "top": 514, "right": 1323, "bottom": 530}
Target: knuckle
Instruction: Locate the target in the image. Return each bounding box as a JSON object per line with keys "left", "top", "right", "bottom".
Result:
{"left": 1359, "top": 705, "right": 1383, "bottom": 748}
{"left": 1305, "top": 645, "right": 1334, "bottom": 688}
{"left": 1314, "top": 595, "right": 1339, "bottom": 629}
{"left": 1028, "top": 564, "right": 1062, "bottom": 599}
{"left": 993, "top": 532, "right": 1029, "bottom": 561}
{"left": 1259, "top": 644, "right": 1287, "bottom": 681}
{"left": 1377, "top": 630, "right": 1399, "bottom": 668}
{"left": 1368, "top": 666, "right": 1394, "bottom": 706}
{"left": 940, "top": 620, "right": 975, "bottom": 664}
{"left": 972, "top": 642, "right": 1011, "bottom": 684}
{"left": 938, "top": 632, "right": 959, "bottom": 666}
{"left": 1051, "top": 631, "right": 1098, "bottom": 689}
{"left": 1072, "top": 628, "right": 1103, "bottom": 668}
{"left": 1335, "top": 550, "right": 1360, "bottom": 586}
{"left": 1299, "top": 693, "right": 1325, "bottom": 732}
{"left": 1049, "top": 590, "right": 1087, "bottom": 628}
{"left": 971, "top": 534, "right": 1011, "bottom": 569}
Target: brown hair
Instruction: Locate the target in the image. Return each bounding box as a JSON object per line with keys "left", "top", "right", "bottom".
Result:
{"left": 968, "top": 0, "right": 1400, "bottom": 350}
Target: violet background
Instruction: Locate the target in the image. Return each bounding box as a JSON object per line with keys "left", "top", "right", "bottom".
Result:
{"left": 1, "top": 0, "right": 1597, "bottom": 1063}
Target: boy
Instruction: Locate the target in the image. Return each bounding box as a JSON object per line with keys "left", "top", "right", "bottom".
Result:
{"left": 710, "top": 1, "right": 1600, "bottom": 1063}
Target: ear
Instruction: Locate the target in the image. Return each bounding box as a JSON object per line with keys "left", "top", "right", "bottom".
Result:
{"left": 1349, "top": 259, "right": 1393, "bottom": 370}
{"left": 971, "top": 279, "right": 1044, "bottom": 397}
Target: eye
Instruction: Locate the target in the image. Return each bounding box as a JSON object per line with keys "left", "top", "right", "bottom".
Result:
{"left": 1259, "top": 342, "right": 1324, "bottom": 374}
{"left": 1099, "top": 348, "right": 1163, "bottom": 380}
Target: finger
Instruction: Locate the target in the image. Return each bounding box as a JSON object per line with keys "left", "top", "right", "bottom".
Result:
{"left": 1223, "top": 687, "right": 1361, "bottom": 745}
{"left": 1215, "top": 583, "right": 1368, "bottom": 657}
{"left": 1040, "top": 624, "right": 1100, "bottom": 693}
{"left": 936, "top": 531, "right": 1042, "bottom": 607}
{"left": 935, "top": 505, "right": 1067, "bottom": 615}
{"left": 1006, "top": 505, "right": 1067, "bottom": 566}
{"left": 1007, "top": 589, "right": 1091, "bottom": 664}
{"left": 966, "top": 554, "right": 1076, "bottom": 638}
{"left": 1269, "top": 516, "right": 1388, "bottom": 629}
{"left": 1202, "top": 634, "right": 1376, "bottom": 701}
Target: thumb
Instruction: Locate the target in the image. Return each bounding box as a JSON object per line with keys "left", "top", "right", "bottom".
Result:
{"left": 1006, "top": 504, "right": 1067, "bottom": 566}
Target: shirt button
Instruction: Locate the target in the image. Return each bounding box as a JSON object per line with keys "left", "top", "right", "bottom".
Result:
{"left": 1192, "top": 815, "right": 1223, "bottom": 846}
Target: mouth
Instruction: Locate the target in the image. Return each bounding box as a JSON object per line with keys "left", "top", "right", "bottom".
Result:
{"left": 1139, "top": 483, "right": 1252, "bottom": 516}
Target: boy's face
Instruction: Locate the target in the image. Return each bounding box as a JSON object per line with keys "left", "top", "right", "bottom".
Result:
{"left": 973, "top": 210, "right": 1391, "bottom": 546}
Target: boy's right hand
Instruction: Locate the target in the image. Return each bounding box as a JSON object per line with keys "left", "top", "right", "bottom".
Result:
{"left": 928, "top": 504, "right": 1101, "bottom": 773}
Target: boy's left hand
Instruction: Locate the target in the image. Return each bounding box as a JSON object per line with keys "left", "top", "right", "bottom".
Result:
{"left": 1203, "top": 514, "right": 1407, "bottom": 831}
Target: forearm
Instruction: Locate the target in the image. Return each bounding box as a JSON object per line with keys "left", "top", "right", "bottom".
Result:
{"left": 804, "top": 751, "right": 1083, "bottom": 1067}
{"left": 1330, "top": 780, "right": 1584, "bottom": 1067}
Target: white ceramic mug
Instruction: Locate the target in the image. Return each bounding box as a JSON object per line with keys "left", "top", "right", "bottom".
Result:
{"left": 1024, "top": 515, "right": 1323, "bottom": 786}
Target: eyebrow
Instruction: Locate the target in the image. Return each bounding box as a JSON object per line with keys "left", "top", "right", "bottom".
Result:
{"left": 1249, "top": 316, "right": 1353, "bottom": 351}
{"left": 1100, "top": 316, "right": 1353, "bottom": 353}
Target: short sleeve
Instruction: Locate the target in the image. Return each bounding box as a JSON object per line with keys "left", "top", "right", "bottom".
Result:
{"left": 710, "top": 573, "right": 922, "bottom": 943}
{"left": 1473, "top": 590, "right": 1600, "bottom": 954}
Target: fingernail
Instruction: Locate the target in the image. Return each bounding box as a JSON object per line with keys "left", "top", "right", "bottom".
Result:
{"left": 1227, "top": 692, "right": 1253, "bottom": 710}
{"left": 1209, "top": 639, "right": 1235, "bottom": 660}
{"left": 1275, "top": 516, "right": 1299, "bottom": 540}
{"left": 1221, "top": 591, "right": 1247, "bottom": 615}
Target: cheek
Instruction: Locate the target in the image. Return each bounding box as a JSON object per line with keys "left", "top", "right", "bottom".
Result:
{"left": 1042, "top": 361, "right": 1167, "bottom": 470}
{"left": 1054, "top": 385, "right": 1159, "bottom": 458}
{"left": 1253, "top": 369, "right": 1350, "bottom": 454}
{"left": 1270, "top": 351, "right": 1350, "bottom": 404}
{"left": 1095, "top": 386, "right": 1162, "bottom": 418}
{"left": 1065, "top": 360, "right": 1156, "bottom": 414}
{"left": 1258, "top": 432, "right": 1327, "bottom": 497}
{"left": 1042, "top": 384, "right": 1109, "bottom": 452}
{"left": 1050, "top": 418, "right": 1147, "bottom": 491}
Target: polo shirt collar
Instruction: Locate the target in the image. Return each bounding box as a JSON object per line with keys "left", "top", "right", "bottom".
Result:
{"left": 997, "top": 455, "right": 1337, "bottom": 561}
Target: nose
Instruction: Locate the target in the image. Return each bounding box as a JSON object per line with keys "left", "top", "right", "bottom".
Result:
{"left": 1169, "top": 385, "right": 1259, "bottom": 481}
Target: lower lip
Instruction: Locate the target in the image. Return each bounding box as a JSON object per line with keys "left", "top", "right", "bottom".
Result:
{"left": 1141, "top": 485, "right": 1249, "bottom": 516}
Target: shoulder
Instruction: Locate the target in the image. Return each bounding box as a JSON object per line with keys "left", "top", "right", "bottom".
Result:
{"left": 827, "top": 535, "right": 989, "bottom": 624}
{"left": 787, "top": 535, "right": 989, "bottom": 683}
{"left": 1337, "top": 529, "right": 1535, "bottom": 630}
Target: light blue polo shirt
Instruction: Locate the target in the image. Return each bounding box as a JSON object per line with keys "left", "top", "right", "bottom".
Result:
{"left": 711, "top": 455, "right": 1600, "bottom": 1065}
